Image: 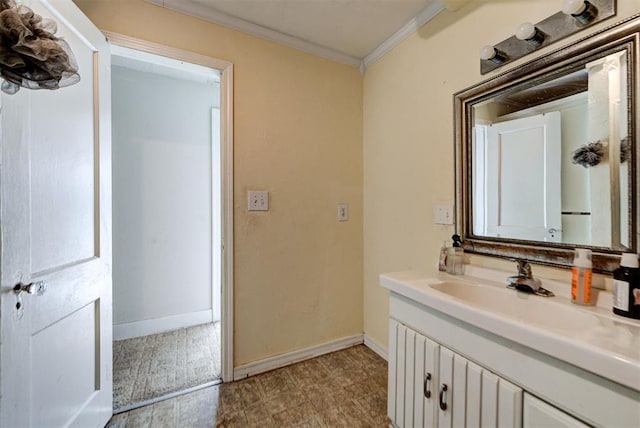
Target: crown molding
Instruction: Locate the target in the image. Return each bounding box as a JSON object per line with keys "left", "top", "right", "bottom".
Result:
{"left": 145, "top": 0, "right": 446, "bottom": 72}
{"left": 145, "top": 0, "right": 362, "bottom": 68}
{"left": 362, "top": 1, "right": 445, "bottom": 70}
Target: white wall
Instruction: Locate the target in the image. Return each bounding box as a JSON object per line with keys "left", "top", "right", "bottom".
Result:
{"left": 112, "top": 60, "right": 220, "bottom": 338}
{"left": 79, "top": 0, "right": 364, "bottom": 365}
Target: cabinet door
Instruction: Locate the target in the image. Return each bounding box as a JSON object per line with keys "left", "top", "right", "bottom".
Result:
{"left": 414, "top": 334, "right": 440, "bottom": 428}
{"left": 523, "top": 393, "right": 590, "bottom": 427}
{"left": 405, "top": 327, "right": 417, "bottom": 425}
{"left": 466, "top": 362, "right": 484, "bottom": 426}
{"left": 438, "top": 348, "right": 471, "bottom": 428}
{"left": 438, "top": 347, "right": 455, "bottom": 428}
{"left": 388, "top": 321, "right": 440, "bottom": 428}
{"left": 498, "top": 376, "right": 524, "bottom": 427}
{"left": 439, "top": 346, "right": 523, "bottom": 428}
{"left": 389, "top": 320, "right": 413, "bottom": 427}
{"left": 388, "top": 319, "right": 400, "bottom": 424}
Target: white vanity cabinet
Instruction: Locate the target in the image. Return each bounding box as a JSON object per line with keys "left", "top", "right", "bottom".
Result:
{"left": 383, "top": 275, "right": 640, "bottom": 428}
{"left": 388, "top": 319, "right": 523, "bottom": 428}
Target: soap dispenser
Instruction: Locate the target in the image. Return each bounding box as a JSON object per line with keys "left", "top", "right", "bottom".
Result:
{"left": 446, "top": 235, "right": 465, "bottom": 275}
{"left": 438, "top": 240, "right": 448, "bottom": 272}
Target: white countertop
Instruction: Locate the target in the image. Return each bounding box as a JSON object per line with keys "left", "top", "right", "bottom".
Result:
{"left": 380, "top": 266, "right": 640, "bottom": 391}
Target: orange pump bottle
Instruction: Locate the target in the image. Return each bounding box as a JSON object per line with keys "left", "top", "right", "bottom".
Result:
{"left": 571, "top": 248, "right": 593, "bottom": 305}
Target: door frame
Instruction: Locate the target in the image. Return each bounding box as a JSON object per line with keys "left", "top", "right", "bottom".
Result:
{"left": 105, "top": 32, "right": 234, "bottom": 382}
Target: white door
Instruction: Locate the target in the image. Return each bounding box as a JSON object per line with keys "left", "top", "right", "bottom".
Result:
{"left": 0, "top": 1, "right": 111, "bottom": 427}
{"left": 485, "top": 112, "right": 562, "bottom": 242}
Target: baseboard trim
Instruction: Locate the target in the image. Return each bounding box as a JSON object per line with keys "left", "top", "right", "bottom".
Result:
{"left": 364, "top": 334, "right": 388, "bottom": 361}
{"left": 113, "top": 310, "right": 214, "bottom": 340}
{"left": 233, "top": 334, "right": 364, "bottom": 380}
{"left": 113, "top": 379, "right": 222, "bottom": 414}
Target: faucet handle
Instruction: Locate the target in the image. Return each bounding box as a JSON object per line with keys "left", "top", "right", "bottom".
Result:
{"left": 513, "top": 259, "right": 532, "bottom": 278}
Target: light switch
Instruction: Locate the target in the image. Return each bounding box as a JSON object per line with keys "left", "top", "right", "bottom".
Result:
{"left": 434, "top": 203, "right": 454, "bottom": 224}
{"left": 248, "top": 191, "right": 268, "bottom": 211}
{"left": 337, "top": 203, "right": 349, "bottom": 221}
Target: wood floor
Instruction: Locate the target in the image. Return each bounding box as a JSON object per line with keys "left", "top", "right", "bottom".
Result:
{"left": 107, "top": 344, "right": 388, "bottom": 427}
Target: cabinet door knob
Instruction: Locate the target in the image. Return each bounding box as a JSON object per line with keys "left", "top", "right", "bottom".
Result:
{"left": 423, "top": 372, "right": 432, "bottom": 398}
{"left": 439, "top": 383, "right": 448, "bottom": 411}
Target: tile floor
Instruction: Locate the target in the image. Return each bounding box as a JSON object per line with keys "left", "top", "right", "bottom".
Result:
{"left": 107, "top": 344, "right": 388, "bottom": 427}
{"left": 113, "top": 323, "right": 222, "bottom": 411}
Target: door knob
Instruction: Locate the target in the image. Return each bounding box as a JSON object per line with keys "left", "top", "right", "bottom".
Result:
{"left": 13, "top": 281, "right": 47, "bottom": 296}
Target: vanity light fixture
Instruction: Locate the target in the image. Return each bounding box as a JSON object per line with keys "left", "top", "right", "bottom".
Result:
{"left": 562, "top": 0, "right": 598, "bottom": 24}
{"left": 480, "top": 45, "right": 507, "bottom": 64}
{"left": 515, "top": 22, "right": 545, "bottom": 46}
{"left": 479, "top": 0, "right": 615, "bottom": 74}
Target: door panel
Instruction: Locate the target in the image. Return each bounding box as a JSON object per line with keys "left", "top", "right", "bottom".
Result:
{"left": 481, "top": 371, "right": 499, "bottom": 427}
{"left": 405, "top": 328, "right": 416, "bottom": 426}
{"left": 424, "top": 339, "right": 439, "bottom": 428}
{"left": 388, "top": 319, "right": 399, "bottom": 423}
{"left": 466, "top": 362, "right": 483, "bottom": 427}
{"left": 32, "top": 302, "right": 99, "bottom": 428}
{"left": 451, "top": 354, "right": 468, "bottom": 427}
{"left": 29, "top": 31, "right": 98, "bottom": 274}
{"left": 523, "top": 393, "right": 588, "bottom": 427}
{"left": 437, "top": 347, "right": 454, "bottom": 428}
{"left": 413, "top": 334, "right": 426, "bottom": 427}
{"left": 397, "top": 324, "right": 407, "bottom": 427}
{"left": 498, "top": 378, "right": 523, "bottom": 428}
{"left": 0, "top": 1, "right": 112, "bottom": 427}
{"left": 486, "top": 112, "right": 562, "bottom": 242}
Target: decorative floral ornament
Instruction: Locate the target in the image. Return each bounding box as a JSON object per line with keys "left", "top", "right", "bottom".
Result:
{"left": 571, "top": 137, "right": 632, "bottom": 168}
{"left": 620, "top": 136, "right": 631, "bottom": 163}
{"left": 0, "top": 0, "right": 79, "bottom": 94}
{"left": 571, "top": 140, "right": 605, "bottom": 168}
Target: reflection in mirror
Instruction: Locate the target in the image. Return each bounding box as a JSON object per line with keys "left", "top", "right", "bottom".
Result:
{"left": 471, "top": 50, "right": 629, "bottom": 249}
{"left": 455, "top": 15, "right": 640, "bottom": 272}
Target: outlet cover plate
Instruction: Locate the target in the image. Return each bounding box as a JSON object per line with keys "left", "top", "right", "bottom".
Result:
{"left": 248, "top": 191, "right": 269, "bottom": 211}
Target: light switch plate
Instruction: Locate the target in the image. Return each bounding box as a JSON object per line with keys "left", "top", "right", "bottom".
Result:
{"left": 248, "top": 191, "right": 269, "bottom": 211}
{"left": 337, "top": 203, "right": 349, "bottom": 221}
{"left": 434, "top": 203, "right": 454, "bottom": 224}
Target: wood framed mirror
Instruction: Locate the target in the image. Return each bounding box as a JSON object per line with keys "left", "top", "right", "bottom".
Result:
{"left": 454, "top": 14, "right": 640, "bottom": 273}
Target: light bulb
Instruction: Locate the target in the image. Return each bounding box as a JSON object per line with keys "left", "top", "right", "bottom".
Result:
{"left": 480, "top": 45, "right": 496, "bottom": 61}
{"left": 480, "top": 45, "right": 507, "bottom": 64}
{"left": 562, "top": 0, "right": 587, "bottom": 15}
{"left": 515, "top": 22, "right": 544, "bottom": 46}
{"left": 562, "top": 0, "right": 597, "bottom": 24}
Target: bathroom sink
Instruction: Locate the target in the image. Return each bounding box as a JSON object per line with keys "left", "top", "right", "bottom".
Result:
{"left": 429, "top": 280, "right": 600, "bottom": 331}
{"left": 380, "top": 269, "right": 640, "bottom": 392}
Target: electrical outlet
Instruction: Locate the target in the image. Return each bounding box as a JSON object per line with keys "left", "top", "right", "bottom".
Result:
{"left": 248, "top": 191, "right": 269, "bottom": 211}
{"left": 337, "top": 203, "right": 349, "bottom": 221}
{"left": 434, "top": 203, "right": 453, "bottom": 224}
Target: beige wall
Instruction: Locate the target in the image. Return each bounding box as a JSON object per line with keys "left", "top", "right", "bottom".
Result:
{"left": 363, "top": 1, "right": 640, "bottom": 349}
{"left": 75, "top": 0, "right": 364, "bottom": 366}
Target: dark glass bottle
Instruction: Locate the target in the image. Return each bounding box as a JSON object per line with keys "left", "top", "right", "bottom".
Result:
{"left": 612, "top": 253, "right": 640, "bottom": 320}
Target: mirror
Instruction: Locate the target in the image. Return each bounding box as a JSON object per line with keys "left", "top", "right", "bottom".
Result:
{"left": 455, "top": 15, "right": 639, "bottom": 273}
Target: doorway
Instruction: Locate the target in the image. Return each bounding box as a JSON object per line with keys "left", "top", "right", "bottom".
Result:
{"left": 108, "top": 36, "right": 234, "bottom": 412}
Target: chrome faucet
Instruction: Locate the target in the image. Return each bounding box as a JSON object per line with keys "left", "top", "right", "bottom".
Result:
{"left": 507, "top": 260, "right": 554, "bottom": 297}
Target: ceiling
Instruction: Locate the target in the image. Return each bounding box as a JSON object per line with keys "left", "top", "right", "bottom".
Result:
{"left": 147, "top": 0, "right": 467, "bottom": 69}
